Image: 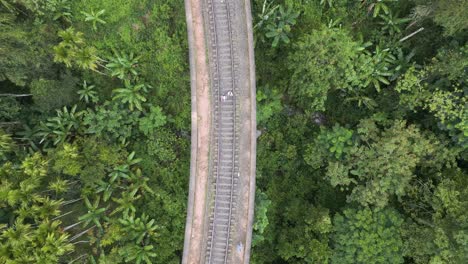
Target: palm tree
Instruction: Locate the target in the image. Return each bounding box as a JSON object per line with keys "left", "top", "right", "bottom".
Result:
{"left": 119, "top": 214, "right": 158, "bottom": 243}
{"left": 53, "top": 28, "right": 83, "bottom": 68}
{"left": 0, "top": 219, "right": 32, "bottom": 248}
{"left": 111, "top": 191, "right": 140, "bottom": 217}
{"left": 41, "top": 232, "right": 74, "bottom": 259}
{"left": 75, "top": 46, "right": 99, "bottom": 71}
{"left": 96, "top": 179, "right": 115, "bottom": 202}
{"left": 390, "top": 48, "right": 416, "bottom": 80}
{"left": 48, "top": 178, "right": 69, "bottom": 195}
{"left": 32, "top": 220, "right": 74, "bottom": 263}
{"left": 362, "top": 0, "right": 397, "bottom": 17}
{"left": 369, "top": 46, "right": 395, "bottom": 91}
{"left": 81, "top": 9, "right": 106, "bottom": 31}
{"left": 78, "top": 81, "right": 99, "bottom": 103}
{"left": 58, "top": 27, "right": 84, "bottom": 46}
{"left": 50, "top": 0, "right": 73, "bottom": 23}
{"left": 53, "top": 43, "right": 75, "bottom": 68}
{"left": 31, "top": 197, "right": 62, "bottom": 221}
{"left": 106, "top": 51, "right": 141, "bottom": 80}
{"left": 120, "top": 244, "right": 157, "bottom": 264}
{"left": 264, "top": 6, "right": 298, "bottom": 47}
{"left": 17, "top": 124, "right": 41, "bottom": 151}
{"left": 0, "top": 129, "right": 13, "bottom": 159}
{"left": 109, "top": 164, "right": 131, "bottom": 183}
{"left": 38, "top": 105, "right": 83, "bottom": 146}
{"left": 78, "top": 196, "right": 108, "bottom": 230}
{"left": 379, "top": 12, "right": 411, "bottom": 35}
{"left": 109, "top": 151, "right": 141, "bottom": 184}
{"left": 126, "top": 151, "right": 142, "bottom": 166}
{"left": 112, "top": 81, "right": 149, "bottom": 111}
{"left": 128, "top": 168, "right": 154, "bottom": 197}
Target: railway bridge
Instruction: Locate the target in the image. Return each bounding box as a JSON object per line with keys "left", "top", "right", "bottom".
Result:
{"left": 182, "top": 0, "right": 256, "bottom": 263}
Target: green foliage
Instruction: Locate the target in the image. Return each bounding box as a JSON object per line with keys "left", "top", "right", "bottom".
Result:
{"left": 0, "top": 0, "right": 190, "bottom": 262}
{"left": 395, "top": 66, "right": 428, "bottom": 111}
{"left": 264, "top": 6, "right": 299, "bottom": 47}
{"left": 275, "top": 204, "right": 332, "bottom": 263}
{"left": 53, "top": 27, "right": 100, "bottom": 71}
{"left": 81, "top": 9, "right": 106, "bottom": 31}
{"left": 38, "top": 105, "right": 83, "bottom": 146}
{"left": 288, "top": 27, "right": 360, "bottom": 112}
{"left": 353, "top": 45, "right": 395, "bottom": 92}
{"left": 0, "top": 219, "right": 74, "bottom": 263}
{"left": 400, "top": 169, "right": 468, "bottom": 263}
{"left": 79, "top": 196, "right": 108, "bottom": 230}
{"left": 1, "top": 0, "right": 467, "bottom": 262}
{"left": 320, "top": 0, "right": 334, "bottom": 8}
{"left": 332, "top": 207, "right": 404, "bottom": 264}
{"left": 76, "top": 137, "right": 123, "bottom": 187}
{"left": 112, "top": 81, "right": 149, "bottom": 111}
{"left": 324, "top": 119, "right": 440, "bottom": 208}
{"left": 316, "top": 124, "right": 354, "bottom": 159}
{"left": 0, "top": 97, "right": 21, "bottom": 120}
{"left": 5, "top": 0, "right": 72, "bottom": 22}
{"left": 83, "top": 102, "right": 140, "bottom": 143}
{"left": 0, "top": 153, "right": 74, "bottom": 262}
{"left": 0, "top": 129, "right": 14, "bottom": 160}
{"left": 30, "top": 74, "right": 79, "bottom": 112}
{"left": 433, "top": 0, "right": 468, "bottom": 36}
{"left": 106, "top": 51, "right": 141, "bottom": 81}
{"left": 78, "top": 80, "right": 99, "bottom": 104}
{"left": 51, "top": 143, "right": 82, "bottom": 176}
{"left": 427, "top": 88, "right": 467, "bottom": 148}
{"left": 119, "top": 243, "right": 157, "bottom": 264}
{"left": 252, "top": 190, "right": 271, "bottom": 247}
{"left": 395, "top": 44, "right": 467, "bottom": 147}
{"left": 378, "top": 12, "right": 411, "bottom": 36}
{"left": 431, "top": 169, "right": 468, "bottom": 262}
{"left": 256, "top": 87, "right": 282, "bottom": 126}
{"left": 138, "top": 106, "right": 166, "bottom": 136}
{"left": 0, "top": 11, "right": 33, "bottom": 86}
{"left": 362, "top": 0, "right": 396, "bottom": 18}
{"left": 252, "top": 113, "right": 336, "bottom": 264}
{"left": 304, "top": 124, "right": 354, "bottom": 170}
{"left": 48, "top": 178, "right": 69, "bottom": 194}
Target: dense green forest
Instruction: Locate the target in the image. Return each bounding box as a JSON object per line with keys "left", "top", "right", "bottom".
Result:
{"left": 0, "top": 0, "right": 466, "bottom": 263}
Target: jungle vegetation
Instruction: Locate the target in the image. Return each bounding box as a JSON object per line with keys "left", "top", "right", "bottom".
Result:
{"left": 0, "top": 0, "right": 466, "bottom": 263}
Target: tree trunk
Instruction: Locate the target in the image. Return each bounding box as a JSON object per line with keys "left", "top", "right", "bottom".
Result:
{"left": 68, "top": 254, "right": 87, "bottom": 263}
{"left": 0, "top": 121, "right": 21, "bottom": 126}
{"left": 69, "top": 225, "right": 95, "bottom": 242}
{"left": 72, "top": 240, "right": 90, "bottom": 245}
{"left": 52, "top": 210, "right": 75, "bottom": 221}
{"left": 62, "top": 198, "right": 83, "bottom": 206}
{"left": 63, "top": 221, "right": 82, "bottom": 232}
{"left": 400, "top": 27, "right": 425, "bottom": 42}
{"left": 0, "top": 94, "right": 32, "bottom": 97}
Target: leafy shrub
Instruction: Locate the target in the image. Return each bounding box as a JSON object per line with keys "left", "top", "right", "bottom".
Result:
{"left": 332, "top": 207, "right": 404, "bottom": 264}
{"left": 0, "top": 97, "right": 21, "bottom": 121}
{"left": 30, "top": 75, "right": 79, "bottom": 112}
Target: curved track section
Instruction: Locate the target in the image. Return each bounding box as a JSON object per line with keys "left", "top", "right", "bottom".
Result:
{"left": 183, "top": 0, "right": 256, "bottom": 263}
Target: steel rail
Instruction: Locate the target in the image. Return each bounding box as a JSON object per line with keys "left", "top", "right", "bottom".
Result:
{"left": 206, "top": 0, "right": 238, "bottom": 262}
{"left": 182, "top": 0, "right": 256, "bottom": 262}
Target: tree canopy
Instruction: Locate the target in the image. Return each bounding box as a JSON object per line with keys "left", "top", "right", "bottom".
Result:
{"left": 0, "top": 0, "right": 467, "bottom": 263}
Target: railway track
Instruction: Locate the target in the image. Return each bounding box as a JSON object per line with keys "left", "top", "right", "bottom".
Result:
{"left": 205, "top": 0, "right": 239, "bottom": 263}
{"left": 182, "top": 0, "right": 256, "bottom": 262}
